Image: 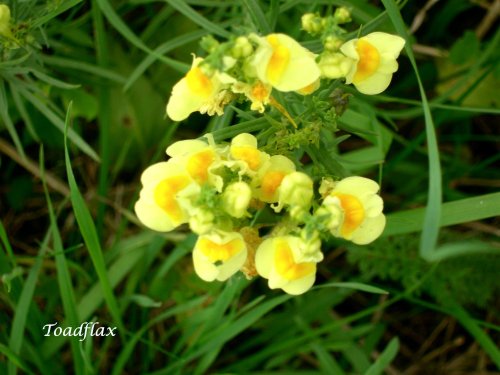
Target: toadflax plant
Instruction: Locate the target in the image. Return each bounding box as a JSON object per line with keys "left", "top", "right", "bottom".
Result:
{"left": 135, "top": 8, "right": 405, "bottom": 295}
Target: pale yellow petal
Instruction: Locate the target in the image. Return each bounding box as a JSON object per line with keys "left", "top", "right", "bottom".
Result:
{"left": 216, "top": 249, "right": 247, "bottom": 281}
{"left": 255, "top": 238, "right": 275, "bottom": 278}
{"left": 134, "top": 199, "right": 176, "bottom": 232}
{"left": 362, "top": 32, "right": 405, "bottom": 58}
{"left": 350, "top": 214, "right": 386, "bottom": 245}
{"left": 281, "top": 273, "right": 316, "bottom": 295}
{"left": 166, "top": 139, "right": 208, "bottom": 158}
{"left": 166, "top": 78, "right": 205, "bottom": 122}
{"left": 192, "top": 249, "right": 219, "bottom": 282}
{"left": 353, "top": 71, "right": 392, "bottom": 95}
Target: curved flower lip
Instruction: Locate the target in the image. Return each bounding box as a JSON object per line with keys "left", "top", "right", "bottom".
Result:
{"left": 253, "top": 155, "right": 296, "bottom": 203}
{"left": 327, "top": 176, "right": 386, "bottom": 244}
{"left": 192, "top": 231, "right": 248, "bottom": 282}
{"left": 252, "top": 33, "right": 321, "bottom": 92}
{"left": 230, "top": 133, "right": 269, "bottom": 172}
{"left": 255, "top": 236, "right": 317, "bottom": 295}
{"left": 134, "top": 161, "right": 198, "bottom": 232}
{"left": 165, "top": 57, "right": 234, "bottom": 121}
{"left": 340, "top": 32, "right": 405, "bottom": 95}
{"left": 165, "top": 138, "right": 222, "bottom": 186}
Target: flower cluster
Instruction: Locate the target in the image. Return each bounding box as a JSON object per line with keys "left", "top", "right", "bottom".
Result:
{"left": 165, "top": 9, "right": 405, "bottom": 122}
{"left": 135, "top": 133, "right": 385, "bottom": 295}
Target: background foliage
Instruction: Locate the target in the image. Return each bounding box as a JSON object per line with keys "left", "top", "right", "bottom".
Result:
{"left": 1, "top": 0, "right": 499, "bottom": 374}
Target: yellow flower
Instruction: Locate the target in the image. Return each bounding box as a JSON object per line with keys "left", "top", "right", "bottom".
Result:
{"left": 253, "top": 155, "right": 296, "bottom": 203}
{"left": 166, "top": 138, "right": 220, "bottom": 186}
{"left": 229, "top": 133, "right": 269, "bottom": 172}
{"left": 324, "top": 176, "right": 386, "bottom": 244}
{"left": 252, "top": 33, "right": 320, "bottom": 92}
{"left": 340, "top": 32, "right": 405, "bottom": 95}
{"left": 166, "top": 57, "right": 234, "bottom": 121}
{"left": 231, "top": 81, "right": 272, "bottom": 113}
{"left": 192, "top": 231, "right": 248, "bottom": 281}
{"left": 255, "top": 236, "right": 317, "bottom": 295}
{"left": 134, "top": 161, "right": 197, "bottom": 232}
{"left": 0, "top": 4, "right": 12, "bottom": 37}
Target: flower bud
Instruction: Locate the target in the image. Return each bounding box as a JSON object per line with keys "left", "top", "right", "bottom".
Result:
{"left": 334, "top": 7, "right": 351, "bottom": 24}
{"left": 232, "top": 36, "right": 253, "bottom": 58}
{"left": 315, "top": 195, "right": 343, "bottom": 233}
{"left": 0, "top": 4, "right": 12, "bottom": 37}
{"left": 222, "top": 181, "right": 252, "bottom": 218}
{"left": 318, "top": 52, "right": 354, "bottom": 79}
{"left": 274, "top": 172, "right": 313, "bottom": 212}
{"left": 324, "top": 36, "right": 343, "bottom": 51}
{"left": 301, "top": 13, "right": 323, "bottom": 34}
{"left": 189, "top": 208, "right": 215, "bottom": 235}
{"left": 297, "top": 230, "right": 323, "bottom": 263}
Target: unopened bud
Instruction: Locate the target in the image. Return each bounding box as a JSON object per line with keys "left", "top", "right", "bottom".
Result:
{"left": 189, "top": 209, "right": 214, "bottom": 235}
{"left": 297, "top": 230, "right": 323, "bottom": 263}
{"left": 275, "top": 172, "right": 313, "bottom": 212}
{"left": 0, "top": 4, "right": 12, "bottom": 37}
{"left": 316, "top": 195, "right": 343, "bottom": 233}
{"left": 222, "top": 181, "right": 252, "bottom": 218}
{"left": 334, "top": 7, "right": 351, "bottom": 24}
{"left": 301, "top": 13, "right": 323, "bottom": 34}
{"left": 324, "top": 36, "right": 343, "bottom": 51}
{"left": 232, "top": 36, "right": 253, "bottom": 58}
{"left": 318, "top": 52, "right": 354, "bottom": 79}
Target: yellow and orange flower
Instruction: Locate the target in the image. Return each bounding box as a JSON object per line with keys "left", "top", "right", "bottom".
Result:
{"left": 192, "top": 231, "right": 248, "bottom": 281}
{"left": 321, "top": 176, "right": 386, "bottom": 244}
{"left": 252, "top": 33, "right": 320, "bottom": 92}
{"left": 253, "top": 155, "right": 296, "bottom": 203}
{"left": 255, "top": 236, "right": 318, "bottom": 295}
{"left": 166, "top": 57, "right": 234, "bottom": 121}
{"left": 340, "top": 32, "right": 405, "bottom": 95}
{"left": 134, "top": 161, "right": 197, "bottom": 232}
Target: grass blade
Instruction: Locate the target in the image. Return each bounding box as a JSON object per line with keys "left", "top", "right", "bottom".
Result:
{"left": 63, "top": 103, "right": 124, "bottom": 334}
{"left": 40, "top": 146, "right": 85, "bottom": 375}
{"left": 384, "top": 192, "right": 500, "bottom": 237}
{"left": 166, "top": 0, "right": 231, "bottom": 38}
{"left": 450, "top": 304, "right": 500, "bottom": 369}
{"left": 8, "top": 235, "right": 50, "bottom": 375}
{"left": 380, "top": 0, "right": 442, "bottom": 261}
{"left": 96, "top": 0, "right": 189, "bottom": 73}
{"left": 17, "top": 87, "right": 100, "bottom": 161}
{"left": 242, "top": 0, "right": 272, "bottom": 34}
{"left": 0, "top": 81, "right": 25, "bottom": 159}
{"left": 364, "top": 337, "right": 399, "bottom": 375}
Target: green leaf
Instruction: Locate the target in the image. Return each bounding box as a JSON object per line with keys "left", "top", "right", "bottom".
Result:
{"left": 242, "top": 0, "right": 271, "bottom": 34}
{"left": 317, "top": 282, "right": 389, "bottom": 294}
{"left": 17, "top": 87, "right": 100, "bottom": 161}
{"left": 95, "top": 0, "right": 189, "bottom": 73}
{"left": 450, "top": 31, "right": 480, "bottom": 65}
{"left": 384, "top": 192, "right": 500, "bottom": 237}
{"left": 380, "top": 0, "right": 442, "bottom": 262}
{"left": 63, "top": 103, "right": 124, "bottom": 334}
{"left": 127, "top": 294, "right": 162, "bottom": 308}
{"left": 40, "top": 147, "right": 85, "bottom": 375}
{"left": 0, "top": 81, "right": 25, "bottom": 159}
{"left": 0, "top": 343, "right": 33, "bottom": 375}
{"left": 449, "top": 304, "right": 500, "bottom": 369}
{"left": 166, "top": 0, "right": 231, "bottom": 37}
{"left": 364, "top": 337, "right": 399, "bottom": 375}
